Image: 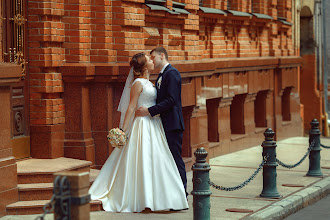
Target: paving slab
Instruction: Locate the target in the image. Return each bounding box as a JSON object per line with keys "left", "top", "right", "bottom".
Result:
{"left": 2, "top": 136, "right": 330, "bottom": 220}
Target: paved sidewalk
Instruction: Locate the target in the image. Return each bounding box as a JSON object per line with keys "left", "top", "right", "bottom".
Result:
{"left": 2, "top": 136, "right": 330, "bottom": 220}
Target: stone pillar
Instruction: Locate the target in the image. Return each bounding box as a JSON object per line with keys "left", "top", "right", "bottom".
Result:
{"left": 218, "top": 97, "right": 233, "bottom": 155}
{"left": 61, "top": 64, "right": 96, "bottom": 164}
{"left": 0, "top": 63, "right": 21, "bottom": 217}
{"left": 64, "top": 82, "right": 95, "bottom": 163}
{"left": 265, "top": 90, "right": 274, "bottom": 128}
{"left": 190, "top": 106, "right": 209, "bottom": 158}
{"left": 54, "top": 171, "right": 90, "bottom": 220}
{"left": 182, "top": 106, "right": 194, "bottom": 158}
{"left": 90, "top": 79, "right": 123, "bottom": 169}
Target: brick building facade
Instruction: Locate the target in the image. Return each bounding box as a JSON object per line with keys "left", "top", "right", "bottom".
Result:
{"left": 1, "top": 0, "right": 305, "bottom": 216}
{"left": 26, "top": 0, "right": 302, "bottom": 167}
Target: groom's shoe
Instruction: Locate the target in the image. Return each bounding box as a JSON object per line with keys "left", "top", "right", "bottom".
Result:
{"left": 170, "top": 208, "right": 189, "bottom": 211}
{"left": 142, "top": 208, "right": 152, "bottom": 213}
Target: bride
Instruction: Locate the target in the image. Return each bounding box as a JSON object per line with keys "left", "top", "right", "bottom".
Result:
{"left": 88, "top": 52, "right": 189, "bottom": 212}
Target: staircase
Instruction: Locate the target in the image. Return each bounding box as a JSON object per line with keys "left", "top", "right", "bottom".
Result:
{"left": 6, "top": 156, "right": 194, "bottom": 215}
{"left": 6, "top": 157, "right": 103, "bottom": 215}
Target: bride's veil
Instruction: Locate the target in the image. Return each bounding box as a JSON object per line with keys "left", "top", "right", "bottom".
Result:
{"left": 117, "top": 67, "right": 135, "bottom": 131}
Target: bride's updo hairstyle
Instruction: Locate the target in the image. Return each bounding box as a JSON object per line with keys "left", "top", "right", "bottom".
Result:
{"left": 130, "top": 52, "right": 147, "bottom": 78}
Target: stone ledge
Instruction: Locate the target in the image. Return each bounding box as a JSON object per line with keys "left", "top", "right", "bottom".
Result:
{"left": 0, "top": 63, "right": 22, "bottom": 85}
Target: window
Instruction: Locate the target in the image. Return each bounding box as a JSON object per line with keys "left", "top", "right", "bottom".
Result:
{"left": 1, "top": 0, "right": 26, "bottom": 68}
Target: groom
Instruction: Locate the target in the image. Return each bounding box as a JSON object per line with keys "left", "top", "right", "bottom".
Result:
{"left": 136, "top": 47, "right": 187, "bottom": 196}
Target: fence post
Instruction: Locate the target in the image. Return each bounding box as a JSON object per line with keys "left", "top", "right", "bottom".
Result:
{"left": 306, "top": 119, "right": 323, "bottom": 177}
{"left": 260, "top": 128, "right": 281, "bottom": 198}
{"left": 191, "top": 147, "right": 212, "bottom": 220}
{"left": 54, "top": 171, "right": 91, "bottom": 220}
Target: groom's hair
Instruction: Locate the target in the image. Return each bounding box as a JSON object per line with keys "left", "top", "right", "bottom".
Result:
{"left": 150, "top": 47, "right": 168, "bottom": 61}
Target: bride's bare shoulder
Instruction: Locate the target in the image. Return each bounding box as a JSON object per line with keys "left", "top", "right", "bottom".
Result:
{"left": 131, "top": 80, "right": 143, "bottom": 93}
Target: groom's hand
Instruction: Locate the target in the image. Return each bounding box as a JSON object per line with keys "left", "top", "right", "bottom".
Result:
{"left": 135, "top": 107, "right": 150, "bottom": 117}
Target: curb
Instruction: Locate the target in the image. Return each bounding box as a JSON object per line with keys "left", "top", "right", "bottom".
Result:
{"left": 243, "top": 176, "right": 330, "bottom": 220}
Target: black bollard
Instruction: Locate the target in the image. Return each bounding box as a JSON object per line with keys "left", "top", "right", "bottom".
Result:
{"left": 260, "top": 128, "right": 281, "bottom": 198}
{"left": 191, "top": 147, "right": 212, "bottom": 220}
{"left": 306, "top": 119, "right": 323, "bottom": 177}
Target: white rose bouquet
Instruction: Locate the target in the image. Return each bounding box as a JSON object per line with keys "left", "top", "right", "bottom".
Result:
{"left": 107, "top": 128, "right": 128, "bottom": 148}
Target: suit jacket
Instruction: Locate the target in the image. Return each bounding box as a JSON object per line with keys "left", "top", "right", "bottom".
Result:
{"left": 148, "top": 64, "right": 185, "bottom": 132}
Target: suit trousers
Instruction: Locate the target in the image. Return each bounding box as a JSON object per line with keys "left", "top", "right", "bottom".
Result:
{"left": 165, "top": 130, "right": 187, "bottom": 193}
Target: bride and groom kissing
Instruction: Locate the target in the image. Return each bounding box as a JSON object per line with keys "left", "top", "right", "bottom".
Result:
{"left": 89, "top": 47, "right": 189, "bottom": 212}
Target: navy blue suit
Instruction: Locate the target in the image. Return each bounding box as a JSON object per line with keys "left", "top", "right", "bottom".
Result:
{"left": 148, "top": 64, "right": 187, "bottom": 192}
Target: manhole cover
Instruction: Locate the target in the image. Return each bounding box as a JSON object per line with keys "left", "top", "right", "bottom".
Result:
{"left": 282, "top": 184, "right": 304, "bottom": 187}
{"left": 225, "top": 208, "right": 253, "bottom": 213}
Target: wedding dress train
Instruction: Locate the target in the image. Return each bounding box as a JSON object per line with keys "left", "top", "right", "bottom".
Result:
{"left": 88, "top": 78, "right": 189, "bottom": 212}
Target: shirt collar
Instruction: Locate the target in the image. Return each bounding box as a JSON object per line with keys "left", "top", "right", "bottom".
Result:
{"left": 160, "top": 63, "right": 169, "bottom": 74}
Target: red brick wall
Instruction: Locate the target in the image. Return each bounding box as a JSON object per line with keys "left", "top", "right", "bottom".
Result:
{"left": 26, "top": 0, "right": 302, "bottom": 166}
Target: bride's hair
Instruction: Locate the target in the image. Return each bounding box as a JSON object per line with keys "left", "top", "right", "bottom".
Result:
{"left": 130, "top": 52, "right": 147, "bottom": 78}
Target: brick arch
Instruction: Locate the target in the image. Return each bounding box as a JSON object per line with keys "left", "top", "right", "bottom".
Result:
{"left": 300, "top": 5, "right": 313, "bottom": 17}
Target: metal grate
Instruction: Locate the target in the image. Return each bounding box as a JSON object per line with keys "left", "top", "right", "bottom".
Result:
{"left": 1, "top": 0, "right": 26, "bottom": 76}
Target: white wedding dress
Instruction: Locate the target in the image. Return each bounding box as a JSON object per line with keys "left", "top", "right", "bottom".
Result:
{"left": 89, "top": 78, "right": 189, "bottom": 212}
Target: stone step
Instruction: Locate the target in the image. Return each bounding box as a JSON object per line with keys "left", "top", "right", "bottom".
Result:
{"left": 17, "top": 157, "right": 92, "bottom": 184}
{"left": 6, "top": 200, "right": 103, "bottom": 215}
{"left": 18, "top": 183, "right": 53, "bottom": 201}
{"left": 89, "top": 168, "right": 100, "bottom": 184}
{"left": 17, "top": 169, "right": 101, "bottom": 201}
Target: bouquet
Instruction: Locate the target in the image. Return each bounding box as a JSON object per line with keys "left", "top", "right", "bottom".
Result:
{"left": 107, "top": 128, "right": 128, "bottom": 148}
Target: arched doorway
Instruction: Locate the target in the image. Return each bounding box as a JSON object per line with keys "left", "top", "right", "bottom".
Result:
{"left": 300, "top": 6, "right": 314, "bottom": 55}
{"left": 299, "top": 5, "right": 322, "bottom": 133}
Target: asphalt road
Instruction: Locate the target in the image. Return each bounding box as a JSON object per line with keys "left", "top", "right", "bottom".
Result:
{"left": 284, "top": 194, "right": 330, "bottom": 220}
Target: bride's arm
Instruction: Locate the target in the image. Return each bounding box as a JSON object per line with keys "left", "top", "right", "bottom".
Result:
{"left": 121, "top": 81, "right": 143, "bottom": 132}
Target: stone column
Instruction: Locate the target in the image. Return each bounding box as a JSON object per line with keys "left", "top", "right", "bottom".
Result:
{"left": 190, "top": 106, "right": 209, "bottom": 157}
{"left": 61, "top": 64, "right": 96, "bottom": 164}
{"left": 265, "top": 90, "right": 274, "bottom": 128}
{"left": 244, "top": 93, "right": 257, "bottom": 134}
{"left": 217, "top": 97, "right": 233, "bottom": 155}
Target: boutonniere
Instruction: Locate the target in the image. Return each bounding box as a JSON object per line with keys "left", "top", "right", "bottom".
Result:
{"left": 157, "top": 76, "right": 162, "bottom": 89}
